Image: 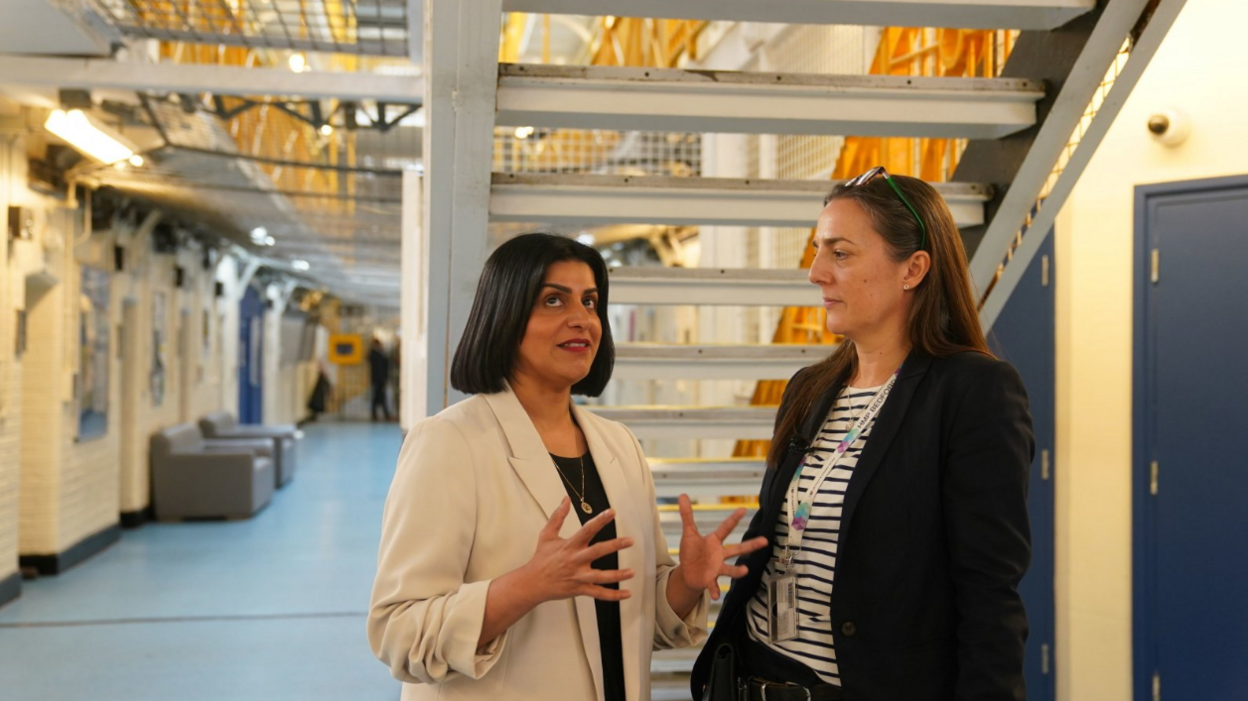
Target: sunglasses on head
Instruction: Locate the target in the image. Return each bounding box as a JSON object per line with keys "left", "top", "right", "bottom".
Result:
{"left": 844, "top": 166, "right": 927, "bottom": 251}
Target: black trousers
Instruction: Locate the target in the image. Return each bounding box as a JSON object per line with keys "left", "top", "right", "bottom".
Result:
{"left": 739, "top": 630, "right": 846, "bottom": 700}
{"left": 370, "top": 382, "right": 391, "bottom": 420}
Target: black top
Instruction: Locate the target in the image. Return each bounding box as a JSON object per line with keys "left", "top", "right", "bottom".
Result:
{"left": 691, "top": 351, "right": 1034, "bottom": 701}
{"left": 550, "top": 450, "right": 626, "bottom": 701}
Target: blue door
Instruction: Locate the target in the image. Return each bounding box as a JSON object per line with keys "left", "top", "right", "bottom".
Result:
{"left": 238, "top": 285, "right": 264, "bottom": 424}
{"left": 987, "top": 233, "right": 1056, "bottom": 701}
{"left": 1134, "top": 176, "right": 1248, "bottom": 700}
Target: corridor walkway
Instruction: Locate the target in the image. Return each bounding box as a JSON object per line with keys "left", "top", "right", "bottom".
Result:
{"left": 0, "top": 422, "right": 403, "bottom": 701}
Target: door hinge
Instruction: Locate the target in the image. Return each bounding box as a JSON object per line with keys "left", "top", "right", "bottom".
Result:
{"left": 1153, "top": 671, "right": 1161, "bottom": 701}
{"left": 1150, "top": 461, "right": 1159, "bottom": 496}
{"left": 1041, "top": 643, "right": 1051, "bottom": 675}
{"left": 1151, "top": 249, "right": 1160, "bottom": 284}
{"left": 1041, "top": 449, "right": 1051, "bottom": 481}
{"left": 1041, "top": 255, "right": 1051, "bottom": 287}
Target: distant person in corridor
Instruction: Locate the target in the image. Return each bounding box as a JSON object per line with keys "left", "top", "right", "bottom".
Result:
{"left": 368, "top": 338, "right": 392, "bottom": 422}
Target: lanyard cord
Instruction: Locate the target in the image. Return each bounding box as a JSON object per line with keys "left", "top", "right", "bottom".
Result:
{"left": 782, "top": 369, "right": 899, "bottom": 562}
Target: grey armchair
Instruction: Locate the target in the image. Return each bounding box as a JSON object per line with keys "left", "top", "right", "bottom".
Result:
{"left": 150, "top": 424, "right": 275, "bottom": 520}
{"left": 198, "top": 411, "right": 298, "bottom": 488}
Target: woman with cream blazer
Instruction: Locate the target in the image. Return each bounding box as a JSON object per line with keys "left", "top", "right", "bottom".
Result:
{"left": 370, "top": 387, "right": 701, "bottom": 701}
{"left": 369, "top": 233, "right": 766, "bottom": 701}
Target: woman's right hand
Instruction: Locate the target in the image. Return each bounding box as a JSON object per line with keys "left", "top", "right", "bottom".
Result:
{"left": 522, "top": 497, "right": 635, "bottom": 603}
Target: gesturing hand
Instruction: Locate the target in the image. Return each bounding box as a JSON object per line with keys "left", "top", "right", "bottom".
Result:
{"left": 675, "top": 494, "right": 769, "bottom": 601}
{"left": 523, "top": 497, "right": 636, "bottom": 604}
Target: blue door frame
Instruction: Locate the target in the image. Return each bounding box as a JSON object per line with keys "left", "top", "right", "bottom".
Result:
{"left": 1133, "top": 174, "right": 1248, "bottom": 701}
{"left": 238, "top": 285, "right": 264, "bottom": 424}
{"left": 988, "top": 232, "right": 1057, "bottom": 701}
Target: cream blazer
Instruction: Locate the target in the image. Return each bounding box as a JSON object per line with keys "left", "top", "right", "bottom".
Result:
{"left": 368, "top": 386, "right": 709, "bottom": 701}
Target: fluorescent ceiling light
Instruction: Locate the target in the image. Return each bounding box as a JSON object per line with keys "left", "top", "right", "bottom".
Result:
{"left": 45, "top": 110, "right": 135, "bottom": 165}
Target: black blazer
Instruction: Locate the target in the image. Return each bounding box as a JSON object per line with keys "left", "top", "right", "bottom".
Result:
{"left": 692, "top": 350, "right": 1034, "bottom": 701}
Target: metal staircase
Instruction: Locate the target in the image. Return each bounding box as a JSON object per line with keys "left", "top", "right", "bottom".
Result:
{"left": 415, "top": 0, "right": 1189, "bottom": 689}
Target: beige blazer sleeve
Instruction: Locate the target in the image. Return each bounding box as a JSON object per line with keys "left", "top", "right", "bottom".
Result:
{"left": 367, "top": 416, "right": 508, "bottom": 684}
{"left": 625, "top": 427, "right": 710, "bottom": 650}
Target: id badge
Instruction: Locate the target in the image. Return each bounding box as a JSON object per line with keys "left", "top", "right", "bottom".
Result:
{"left": 763, "top": 570, "right": 798, "bottom": 643}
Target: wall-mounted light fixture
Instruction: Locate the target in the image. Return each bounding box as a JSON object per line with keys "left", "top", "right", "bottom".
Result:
{"left": 44, "top": 110, "right": 136, "bottom": 165}
{"left": 249, "top": 226, "right": 275, "bottom": 247}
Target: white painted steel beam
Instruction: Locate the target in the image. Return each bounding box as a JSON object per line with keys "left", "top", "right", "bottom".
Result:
{"left": 609, "top": 267, "right": 814, "bottom": 307}
{"left": 419, "top": 0, "right": 501, "bottom": 412}
{"left": 649, "top": 457, "right": 766, "bottom": 499}
{"left": 491, "top": 173, "right": 991, "bottom": 228}
{"left": 614, "top": 343, "right": 828, "bottom": 380}
{"left": 0, "top": 55, "right": 423, "bottom": 102}
{"left": 497, "top": 64, "right": 1044, "bottom": 139}
{"left": 407, "top": 0, "right": 423, "bottom": 63}
{"left": 976, "top": 0, "right": 1188, "bottom": 330}
{"left": 593, "top": 406, "right": 776, "bottom": 440}
{"left": 399, "top": 170, "right": 429, "bottom": 429}
{"left": 503, "top": 0, "right": 1094, "bottom": 31}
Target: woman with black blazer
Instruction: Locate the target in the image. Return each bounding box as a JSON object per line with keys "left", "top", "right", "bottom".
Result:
{"left": 691, "top": 167, "right": 1034, "bottom": 701}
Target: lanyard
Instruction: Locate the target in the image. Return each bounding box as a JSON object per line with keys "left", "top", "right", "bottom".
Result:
{"left": 780, "top": 369, "right": 899, "bottom": 568}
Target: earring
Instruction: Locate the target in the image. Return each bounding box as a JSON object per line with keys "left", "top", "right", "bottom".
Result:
{"left": 903, "top": 284, "right": 911, "bottom": 290}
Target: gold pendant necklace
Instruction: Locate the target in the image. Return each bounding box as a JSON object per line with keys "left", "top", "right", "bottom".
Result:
{"left": 553, "top": 435, "right": 593, "bottom": 514}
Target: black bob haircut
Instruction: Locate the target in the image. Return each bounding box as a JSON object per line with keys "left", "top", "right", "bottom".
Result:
{"left": 450, "top": 232, "right": 615, "bottom": 396}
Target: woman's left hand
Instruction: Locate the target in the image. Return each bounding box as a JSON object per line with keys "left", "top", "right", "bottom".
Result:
{"left": 675, "top": 494, "right": 769, "bottom": 601}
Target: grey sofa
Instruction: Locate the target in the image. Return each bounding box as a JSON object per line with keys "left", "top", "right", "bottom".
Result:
{"left": 198, "top": 411, "right": 299, "bottom": 488}
{"left": 150, "top": 424, "right": 275, "bottom": 520}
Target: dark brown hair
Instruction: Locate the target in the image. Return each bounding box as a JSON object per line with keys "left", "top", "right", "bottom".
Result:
{"left": 451, "top": 232, "right": 615, "bottom": 396}
{"left": 766, "top": 175, "right": 991, "bottom": 469}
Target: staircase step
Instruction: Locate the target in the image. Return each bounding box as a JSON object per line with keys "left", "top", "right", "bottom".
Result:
{"left": 658, "top": 502, "right": 759, "bottom": 544}
{"left": 608, "top": 266, "right": 813, "bottom": 307}
{"left": 491, "top": 173, "right": 991, "bottom": 228}
{"left": 652, "top": 646, "right": 701, "bottom": 676}
{"left": 502, "top": 0, "right": 1094, "bottom": 31}
{"left": 615, "top": 343, "right": 826, "bottom": 380}
{"left": 592, "top": 406, "right": 776, "bottom": 440}
{"left": 497, "top": 64, "right": 1044, "bottom": 139}
{"left": 649, "top": 457, "right": 766, "bottom": 498}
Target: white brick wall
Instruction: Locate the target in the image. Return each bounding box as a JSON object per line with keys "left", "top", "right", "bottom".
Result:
{"left": 56, "top": 222, "right": 122, "bottom": 550}
{"left": 20, "top": 248, "right": 67, "bottom": 554}
{"left": 0, "top": 134, "right": 22, "bottom": 580}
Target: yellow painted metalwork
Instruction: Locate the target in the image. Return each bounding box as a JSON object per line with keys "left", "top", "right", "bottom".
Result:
{"left": 833, "top": 27, "right": 1016, "bottom": 182}
{"left": 657, "top": 503, "right": 754, "bottom": 513}
{"left": 150, "top": 1, "right": 359, "bottom": 249}
{"left": 500, "top": 13, "right": 528, "bottom": 63}
{"left": 586, "top": 17, "right": 707, "bottom": 68}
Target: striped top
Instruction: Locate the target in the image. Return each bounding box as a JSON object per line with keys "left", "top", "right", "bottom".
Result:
{"left": 745, "top": 383, "right": 886, "bottom": 686}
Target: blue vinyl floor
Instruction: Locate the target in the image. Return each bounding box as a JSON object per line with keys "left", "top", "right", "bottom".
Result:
{"left": 0, "top": 421, "right": 405, "bottom": 701}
